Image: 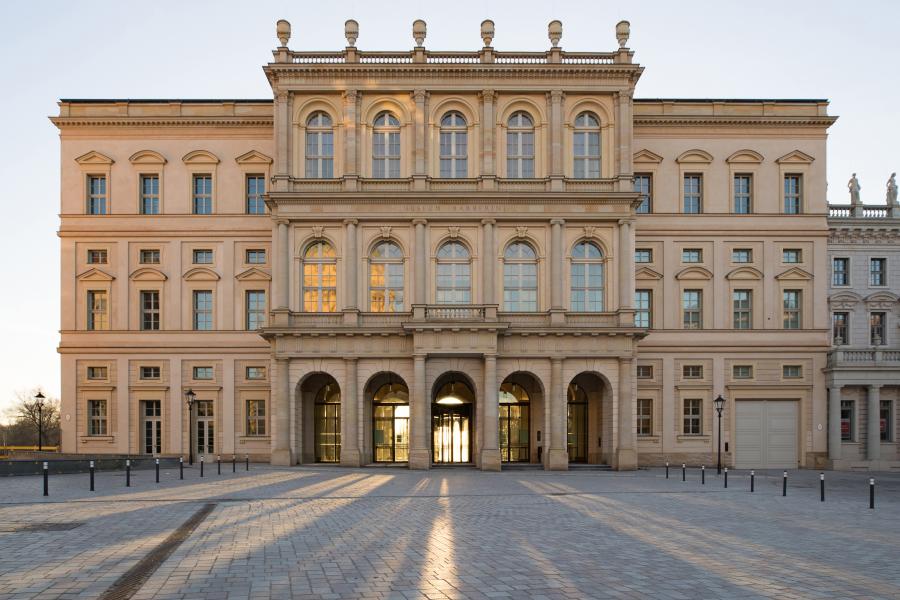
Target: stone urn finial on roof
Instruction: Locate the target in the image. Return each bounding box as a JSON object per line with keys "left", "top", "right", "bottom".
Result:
{"left": 548, "top": 20, "right": 562, "bottom": 47}
{"left": 616, "top": 20, "right": 630, "bottom": 48}
{"left": 481, "top": 19, "right": 495, "bottom": 47}
{"left": 276, "top": 19, "right": 291, "bottom": 47}
{"left": 413, "top": 19, "right": 427, "bottom": 47}
{"left": 345, "top": 20, "right": 359, "bottom": 47}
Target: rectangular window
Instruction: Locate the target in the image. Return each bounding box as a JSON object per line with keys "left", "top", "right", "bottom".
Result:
{"left": 881, "top": 400, "right": 893, "bottom": 442}
{"left": 637, "top": 399, "right": 653, "bottom": 436}
{"left": 193, "top": 366, "right": 213, "bottom": 380}
{"left": 635, "top": 249, "right": 653, "bottom": 263}
{"left": 140, "top": 366, "right": 161, "bottom": 380}
{"left": 193, "top": 249, "right": 213, "bottom": 264}
{"left": 733, "top": 174, "right": 752, "bottom": 214}
{"left": 784, "top": 174, "right": 802, "bottom": 214}
{"left": 87, "top": 290, "right": 109, "bottom": 331}
{"left": 832, "top": 258, "right": 849, "bottom": 286}
{"left": 870, "top": 258, "right": 886, "bottom": 286}
{"left": 140, "top": 291, "right": 160, "bottom": 331}
{"left": 733, "top": 365, "right": 753, "bottom": 379}
{"left": 683, "top": 365, "right": 703, "bottom": 379}
{"left": 192, "top": 174, "right": 212, "bottom": 214}
{"left": 636, "top": 365, "right": 653, "bottom": 379}
{"left": 246, "top": 366, "right": 266, "bottom": 380}
{"left": 682, "top": 249, "right": 702, "bottom": 263}
{"left": 246, "top": 249, "right": 266, "bottom": 264}
{"left": 782, "top": 365, "right": 802, "bottom": 379}
{"left": 832, "top": 312, "right": 849, "bottom": 345}
{"left": 139, "top": 249, "right": 160, "bottom": 264}
{"left": 86, "top": 366, "right": 107, "bottom": 380}
{"left": 683, "top": 174, "right": 702, "bottom": 213}
{"left": 733, "top": 290, "right": 752, "bottom": 330}
{"left": 140, "top": 175, "right": 160, "bottom": 215}
{"left": 192, "top": 290, "right": 213, "bottom": 330}
{"left": 634, "top": 290, "right": 652, "bottom": 328}
{"left": 634, "top": 174, "right": 652, "bottom": 214}
{"left": 783, "top": 290, "right": 801, "bottom": 329}
{"left": 87, "top": 249, "right": 108, "bottom": 264}
{"left": 246, "top": 175, "right": 266, "bottom": 214}
{"left": 683, "top": 290, "right": 702, "bottom": 329}
{"left": 87, "top": 175, "right": 107, "bottom": 215}
{"left": 683, "top": 399, "right": 702, "bottom": 435}
{"left": 88, "top": 399, "right": 108, "bottom": 435}
{"left": 870, "top": 312, "right": 886, "bottom": 345}
{"left": 783, "top": 249, "right": 802, "bottom": 263}
{"left": 732, "top": 249, "right": 752, "bottom": 263}
{"left": 840, "top": 400, "right": 854, "bottom": 442}
{"left": 246, "top": 399, "right": 267, "bottom": 436}
{"left": 246, "top": 290, "right": 266, "bottom": 330}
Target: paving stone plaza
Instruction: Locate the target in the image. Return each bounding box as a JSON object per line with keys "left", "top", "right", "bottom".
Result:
{"left": 0, "top": 467, "right": 898, "bottom": 599}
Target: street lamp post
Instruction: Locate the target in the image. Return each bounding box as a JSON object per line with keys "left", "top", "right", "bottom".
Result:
{"left": 34, "top": 391, "right": 46, "bottom": 452}
{"left": 714, "top": 394, "right": 725, "bottom": 474}
{"left": 185, "top": 388, "right": 196, "bottom": 465}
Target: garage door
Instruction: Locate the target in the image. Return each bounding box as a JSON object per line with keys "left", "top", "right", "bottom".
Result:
{"left": 735, "top": 400, "right": 798, "bottom": 469}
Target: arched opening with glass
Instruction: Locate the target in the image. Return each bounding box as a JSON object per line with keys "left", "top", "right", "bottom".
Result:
{"left": 371, "top": 376, "right": 410, "bottom": 463}
{"left": 432, "top": 373, "right": 476, "bottom": 464}
{"left": 297, "top": 373, "right": 341, "bottom": 464}
{"left": 498, "top": 380, "right": 530, "bottom": 463}
{"left": 568, "top": 372, "right": 610, "bottom": 464}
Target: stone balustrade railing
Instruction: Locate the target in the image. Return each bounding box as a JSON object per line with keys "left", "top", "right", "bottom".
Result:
{"left": 284, "top": 48, "right": 625, "bottom": 66}
{"left": 828, "top": 348, "right": 900, "bottom": 367}
{"left": 828, "top": 204, "right": 900, "bottom": 218}
{"left": 287, "top": 177, "right": 619, "bottom": 194}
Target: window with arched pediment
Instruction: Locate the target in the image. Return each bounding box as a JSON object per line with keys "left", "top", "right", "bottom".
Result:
{"left": 573, "top": 112, "right": 601, "bottom": 178}
{"left": 305, "top": 112, "right": 334, "bottom": 178}
{"left": 570, "top": 241, "right": 604, "bottom": 311}
{"left": 373, "top": 112, "right": 401, "bottom": 178}
{"left": 370, "top": 241, "right": 404, "bottom": 312}
{"left": 506, "top": 112, "right": 534, "bottom": 178}
{"left": 302, "top": 241, "right": 337, "bottom": 312}
{"left": 503, "top": 241, "right": 538, "bottom": 311}
{"left": 436, "top": 241, "right": 471, "bottom": 304}
{"left": 439, "top": 111, "right": 467, "bottom": 178}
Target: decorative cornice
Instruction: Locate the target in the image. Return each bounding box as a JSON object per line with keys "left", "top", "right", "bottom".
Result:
{"left": 51, "top": 117, "right": 273, "bottom": 129}
{"left": 829, "top": 228, "right": 900, "bottom": 245}
{"left": 633, "top": 116, "right": 837, "bottom": 128}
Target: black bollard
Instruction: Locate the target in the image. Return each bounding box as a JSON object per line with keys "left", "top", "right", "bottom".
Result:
{"left": 89, "top": 460, "right": 95, "bottom": 491}
{"left": 232, "top": 455, "right": 236, "bottom": 473}
{"left": 246, "top": 454, "right": 249, "bottom": 471}
{"left": 200, "top": 455, "right": 204, "bottom": 477}
{"left": 217, "top": 455, "right": 221, "bottom": 475}
{"left": 869, "top": 478, "right": 875, "bottom": 509}
{"left": 682, "top": 464, "right": 686, "bottom": 482}
{"left": 782, "top": 471, "right": 787, "bottom": 497}
{"left": 126, "top": 459, "right": 131, "bottom": 487}
{"left": 155, "top": 458, "right": 160, "bottom": 483}
{"left": 43, "top": 461, "right": 49, "bottom": 497}
{"left": 751, "top": 470, "right": 755, "bottom": 493}
{"left": 724, "top": 467, "right": 728, "bottom": 489}
{"left": 701, "top": 465, "right": 705, "bottom": 485}
{"left": 179, "top": 456, "right": 184, "bottom": 480}
{"left": 820, "top": 472, "right": 825, "bottom": 502}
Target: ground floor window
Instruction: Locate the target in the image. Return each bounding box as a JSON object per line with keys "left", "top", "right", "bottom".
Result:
{"left": 683, "top": 399, "right": 702, "bottom": 435}
{"left": 881, "top": 400, "right": 892, "bottom": 442}
{"left": 88, "top": 399, "right": 107, "bottom": 436}
{"left": 637, "top": 399, "right": 653, "bottom": 436}
{"left": 246, "top": 399, "right": 266, "bottom": 437}
{"left": 840, "top": 400, "right": 855, "bottom": 442}
{"left": 196, "top": 400, "right": 214, "bottom": 455}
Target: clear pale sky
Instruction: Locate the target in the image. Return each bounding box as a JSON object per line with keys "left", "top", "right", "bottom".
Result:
{"left": 0, "top": 0, "right": 897, "bottom": 418}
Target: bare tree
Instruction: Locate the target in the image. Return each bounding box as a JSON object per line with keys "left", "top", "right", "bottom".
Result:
{"left": 3, "top": 388, "right": 61, "bottom": 447}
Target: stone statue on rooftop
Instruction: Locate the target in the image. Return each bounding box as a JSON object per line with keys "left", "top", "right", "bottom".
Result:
{"left": 848, "top": 173, "right": 861, "bottom": 204}
{"left": 887, "top": 173, "right": 898, "bottom": 205}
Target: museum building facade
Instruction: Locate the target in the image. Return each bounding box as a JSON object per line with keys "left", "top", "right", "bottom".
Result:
{"left": 55, "top": 19, "right": 839, "bottom": 470}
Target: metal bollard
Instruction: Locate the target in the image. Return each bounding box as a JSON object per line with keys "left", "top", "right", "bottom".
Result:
{"left": 665, "top": 462, "right": 669, "bottom": 479}
{"left": 179, "top": 456, "right": 184, "bottom": 480}
{"left": 126, "top": 459, "right": 131, "bottom": 487}
{"left": 782, "top": 471, "right": 787, "bottom": 497}
{"left": 155, "top": 458, "right": 160, "bottom": 483}
{"left": 820, "top": 472, "right": 825, "bottom": 502}
{"left": 682, "top": 464, "right": 686, "bottom": 482}
{"left": 869, "top": 478, "right": 875, "bottom": 509}
{"left": 701, "top": 465, "right": 705, "bottom": 485}
{"left": 246, "top": 454, "right": 249, "bottom": 471}
{"left": 232, "top": 455, "right": 236, "bottom": 473}
{"left": 217, "top": 455, "right": 221, "bottom": 475}
{"left": 90, "top": 460, "right": 95, "bottom": 491}
{"left": 200, "top": 455, "right": 204, "bottom": 477}
{"left": 750, "top": 470, "right": 755, "bottom": 492}
{"left": 43, "top": 461, "right": 49, "bottom": 497}
{"left": 724, "top": 467, "right": 728, "bottom": 489}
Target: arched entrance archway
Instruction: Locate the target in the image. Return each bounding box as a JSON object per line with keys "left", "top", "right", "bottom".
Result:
{"left": 499, "top": 372, "right": 544, "bottom": 464}
{"left": 367, "top": 373, "right": 410, "bottom": 463}
{"left": 432, "top": 372, "right": 476, "bottom": 464}
{"left": 568, "top": 372, "right": 610, "bottom": 464}
{"left": 297, "top": 373, "right": 341, "bottom": 464}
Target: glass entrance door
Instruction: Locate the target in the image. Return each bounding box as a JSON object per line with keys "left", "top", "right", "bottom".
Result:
{"left": 567, "top": 384, "right": 588, "bottom": 463}
{"left": 373, "top": 404, "right": 409, "bottom": 462}
{"left": 432, "top": 405, "right": 471, "bottom": 463}
{"left": 314, "top": 383, "right": 341, "bottom": 463}
{"left": 499, "top": 382, "right": 530, "bottom": 462}
{"left": 196, "top": 400, "right": 214, "bottom": 456}
{"left": 141, "top": 400, "right": 161, "bottom": 455}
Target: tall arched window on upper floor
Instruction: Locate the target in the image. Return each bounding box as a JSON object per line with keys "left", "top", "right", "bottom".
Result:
{"left": 372, "top": 112, "right": 401, "bottom": 178}
{"left": 506, "top": 112, "right": 534, "bottom": 178}
{"left": 302, "top": 241, "right": 337, "bottom": 312}
{"left": 305, "top": 112, "right": 334, "bottom": 178}
{"left": 570, "top": 241, "right": 604, "bottom": 311}
{"left": 439, "top": 112, "right": 467, "bottom": 178}
{"left": 370, "top": 241, "right": 404, "bottom": 312}
{"left": 436, "top": 241, "right": 471, "bottom": 304}
{"left": 503, "top": 241, "right": 538, "bottom": 311}
{"left": 573, "top": 112, "right": 601, "bottom": 178}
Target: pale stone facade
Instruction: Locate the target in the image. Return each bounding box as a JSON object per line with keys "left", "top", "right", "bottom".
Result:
{"left": 55, "top": 20, "right": 837, "bottom": 470}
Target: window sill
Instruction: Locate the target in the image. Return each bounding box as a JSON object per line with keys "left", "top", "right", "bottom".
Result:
{"left": 677, "top": 435, "right": 711, "bottom": 442}
{"left": 637, "top": 436, "right": 660, "bottom": 443}
{"left": 80, "top": 436, "right": 115, "bottom": 443}
{"left": 238, "top": 436, "right": 271, "bottom": 443}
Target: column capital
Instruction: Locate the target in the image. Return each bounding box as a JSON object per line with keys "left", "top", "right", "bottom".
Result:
{"left": 550, "top": 218, "right": 565, "bottom": 226}
{"left": 274, "top": 90, "right": 289, "bottom": 102}
{"left": 343, "top": 218, "right": 359, "bottom": 226}
{"left": 550, "top": 356, "right": 564, "bottom": 365}
{"left": 481, "top": 218, "right": 496, "bottom": 225}
{"left": 411, "top": 88, "right": 429, "bottom": 102}
{"left": 478, "top": 89, "right": 497, "bottom": 102}
{"left": 868, "top": 384, "right": 883, "bottom": 391}
{"left": 412, "top": 218, "right": 428, "bottom": 226}
{"left": 342, "top": 88, "right": 358, "bottom": 101}
{"left": 547, "top": 89, "right": 565, "bottom": 102}
{"left": 343, "top": 356, "right": 359, "bottom": 363}
{"left": 275, "top": 219, "right": 290, "bottom": 226}
{"left": 617, "top": 218, "right": 636, "bottom": 226}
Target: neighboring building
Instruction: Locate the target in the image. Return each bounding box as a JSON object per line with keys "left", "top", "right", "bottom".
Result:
{"left": 826, "top": 196, "right": 900, "bottom": 470}
{"left": 54, "top": 19, "right": 837, "bottom": 470}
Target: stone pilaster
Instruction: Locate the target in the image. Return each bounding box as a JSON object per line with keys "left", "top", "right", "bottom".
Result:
{"left": 413, "top": 219, "right": 427, "bottom": 305}
{"left": 273, "top": 220, "right": 290, "bottom": 326}
{"left": 412, "top": 89, "right": 428, "bottom": 189}
{"left": 481, "top": 219, "right": 495, "bottom": 305}
{"left": 547, "top": 357, "right": 568, "bottom": 470}
{"left": 617, "top": 218, "right": 634, "bottom": 326}
{"left": 340, "top": 358, "right": 360, "bottom": 466}
{"left": 548, "top": 90, "right": 564, "bottom": 191}
{"left": 270, "top": 358, "right": 293, "bottom": 465}
{"left": 614, "top": 358, "right": 637, "bottom": 470}
{"left": 409, "top": 354, "right": 430, "bottom": 469}
{"left": 828, "top": 386, "right": 842, "bottom": 461}
{"left": 868, "top": 385, "right": 881, "bottom": 461}
{"left": 480, "top": 89, "right": 496, "bottom": 189}
{"left": 550, "top": 219, "right": 565, "bottom": 325}
{"left": 343, "top": 89, "right": 358, "bottom": 190}
{"left": 481, "top": 354, "right": 501, "bottom": 471}
{"left": 343, "top": 219, "right": 359, "bottom": 319}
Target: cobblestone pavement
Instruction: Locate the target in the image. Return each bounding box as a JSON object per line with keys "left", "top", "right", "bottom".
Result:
{"left": 0, "top": 466, "right": 898, "bottom": 599}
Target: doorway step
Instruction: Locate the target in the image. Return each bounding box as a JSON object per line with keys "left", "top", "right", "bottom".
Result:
{"left": 499, "top": 463, "right": 543, "bottom": 471}
{"left": 567, "top": 463, "right": 612, "bottom": 471}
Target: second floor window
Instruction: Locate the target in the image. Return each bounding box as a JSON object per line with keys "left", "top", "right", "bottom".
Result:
{"left": 683, "top": 290, "right": 702, "bottom": 329}
{"left": 192, "top": 290, "right": 213, "bottom": 330}
{"left": 733, "top": 174, "right": 752, "bottom": 214}
{"left": 783, "top": 249, "right": 802, "bottom": 263}
{"left": 733, "top": 290, "right": 752, "bottom": 329}
{"left": 139, "top": 249, "right": 160, "bottom": 264}
{"left": 192, "top": 174, "right": 212, "bottom": 214}
{"left": 832, "top": 258, "right": 849, "bottom": 286}
{"left": 87, "top": 249, "right": 107, "bottom": 264}
{"left": 369, "top": 241, "right": 404, "bottom": 312}
{"left": 870, "top": 312, "right": 886, "bottom": 345}
{"left": 784, "top": 174, "right": 802, "bottom": 214}
{"left": 570, "top": 241, "right": 604, "bottom": 311}
{"left": 635, "top": 249, "right": 653, "bottom": 263}
{"left": 682, "top": 249, "right": 702, "bottom": 263}
{"left": 87, "top": 290, "right": 108, "bottom": 330}
{"left": 140, "top": 290, "right": 160, "bottom": 331}
{"left": 305, "top": 111, "right": 334, "bottom": 178}
{"left": 87, "top": 175, "right": 107, "bottom": 215}
{"left": 439, "top": 111, "right": 467, "bottom": 178}
{"left": 436, "top": 241, "right": 471, "bottom": 304}
{"left": 634, "top": 174, "right": 652, "bottom": 213}
{"left": 246, "top": 290, "right": 266, "bottom": 330}
{"left": 303, "top": 241, "right": 337, "bottom": 312}
{"left": 506, "top": 112, "right": 534, "bottom": 178}
{"left": 573, "top": 112, "right": 600, "bottom": 178}
{"left": 140, "top": 175, "right": 160, "bottom": 215}
{"left": 246, "top": 175, "right": 265, "bottom": 214}
{"left": 140, "top": 366, "right": 161, "bottom": 380}
{"left": 732, "top": 249, "right": 752, "bottom": 263}
{"left": 635, "top": 290, "right": 652, "bottom": 328}
{"left": 870, "top": 258, "right": 886, "bottom": 286}
{"left": 683, "top": 174, "right": 702, "bottom": 214}
{"left": 372, "top": 112, "right": 400, "bottom": 178}
{"left": 503, "top": 242, "right": 538, "bottom": 311}
{"left": 783, "top": 290, "right": 801, "bottom": 329}
{"left": 193, "top": 366, "right": 213, "bottom": 380}
{"left": 832, "top": 312, "right": 848, "bottom": 344}
{"left": 733, "top": 365, "right": 753, "bottom": 379}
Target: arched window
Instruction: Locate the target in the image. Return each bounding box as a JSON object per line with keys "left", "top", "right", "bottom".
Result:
{"left": 436, "top": 241, "right": 471, "bottom": 304}
{"left": 370, "top": 241, "right": 404, "bottom": 312}
{"left": 503, "top": 242, "right": 538, "bottom": 311}
{"left": 305, "top": 112, "right": 334, "bottom": 178}
{"left": 573, "top": 112, "right": 601, "bottom": 178}
{"left": 506, "top": 112, "right": 534, "bottom": 178}
{"left": 439, "top": 111, "right": 467, "bottom": 178}
{"left": 303, "top": 241, "right": 337, "bottom": 312}
{"left": 372, "top": 112, "right": 401, "bottom": 178}
{"left": 570, "top": 241, "right": 604, "bottom": 311}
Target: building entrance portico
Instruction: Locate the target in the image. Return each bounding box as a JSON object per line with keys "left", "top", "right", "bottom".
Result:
{"left": 432, "top": 374, "right": 476, "bottom": 464}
